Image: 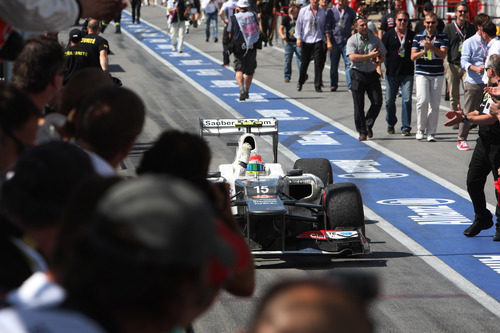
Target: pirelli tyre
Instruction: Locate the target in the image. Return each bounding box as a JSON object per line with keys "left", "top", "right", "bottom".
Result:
{"left": 293, "top": 158, "right": 333, "bottom": 186}
{"left": 323, "top": 183, "right": 365, "bottom": 234}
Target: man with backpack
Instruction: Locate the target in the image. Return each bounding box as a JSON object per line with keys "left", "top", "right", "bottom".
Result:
{"left": 229, "top": 0, "right": 261, "bottom": 101}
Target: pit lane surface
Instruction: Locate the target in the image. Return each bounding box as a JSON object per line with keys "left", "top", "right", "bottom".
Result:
{"left": 91, "top": 6, "right": 499, "bottom": 332}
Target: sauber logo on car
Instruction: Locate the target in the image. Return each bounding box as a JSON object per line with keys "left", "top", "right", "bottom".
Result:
{"left": 202, "top": 118, "right": 276, "bottom": 127}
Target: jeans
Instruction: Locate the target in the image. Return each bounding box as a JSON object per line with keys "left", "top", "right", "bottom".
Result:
{"left": 284, "top": 42, "right": 301, "bottom": 80}
{"left": 329, "top": 41, "right": 351, "bottom": 89}
{"left": 205, "top": 11, "right": 217, "bottom": 41}
{"left": 385, "top": 74, "right": 414, "bottom": 131}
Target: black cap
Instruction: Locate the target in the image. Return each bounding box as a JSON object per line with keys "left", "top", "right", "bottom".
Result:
{"left": 423, "top": 1, "right": 434, "bottom": 11}
{"left": 69, "top": 29, "right": 82, "bottom": 43}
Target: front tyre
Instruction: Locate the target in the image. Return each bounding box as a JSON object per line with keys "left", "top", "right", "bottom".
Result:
{"left": 323, "top": 183, "right": 365, "bottom": 235}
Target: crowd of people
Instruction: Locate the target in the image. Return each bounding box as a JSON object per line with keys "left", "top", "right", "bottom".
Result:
{"left": 1, "top": 0, "right": 500, "bottom": 331}
{"left": 0, "top": 2, "right": 378, "bottom": 332}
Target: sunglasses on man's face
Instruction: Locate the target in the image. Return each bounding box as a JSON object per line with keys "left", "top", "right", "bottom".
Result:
{"left": 457, "top": 10, "right": 468, "bottom": 14}
{"left": 425, "top": 21, "right": 437, "bottom": 25}
{"left": 397, "top": 18, "right": 408, "bottom": 22}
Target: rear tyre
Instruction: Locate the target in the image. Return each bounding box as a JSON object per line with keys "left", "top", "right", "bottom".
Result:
{"left": 293, "top": 158, "right": 333, "bottom": 186}
{"left": 324, "top": 183, "right": 365, "bottom": 235}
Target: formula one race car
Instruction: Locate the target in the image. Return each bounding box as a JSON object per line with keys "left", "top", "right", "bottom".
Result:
{"left": 200, "top": 118, "right": 369, "bottom": 256}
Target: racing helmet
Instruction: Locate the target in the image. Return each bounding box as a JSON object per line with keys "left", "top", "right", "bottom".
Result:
{"left": 246, "top": 154, "right": 265, "bottom": 176}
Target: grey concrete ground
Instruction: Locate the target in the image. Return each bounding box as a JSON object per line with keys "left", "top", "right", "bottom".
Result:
{"left": 69, "top": 5, "right": 500, "bottom": 332}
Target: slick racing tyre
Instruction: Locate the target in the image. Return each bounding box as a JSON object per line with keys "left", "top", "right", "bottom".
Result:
{"left": 293, "top": 158, "right": 333, "bottom": 186}
{"left": 324, "top": 183, "right": 365, "bottom": 234}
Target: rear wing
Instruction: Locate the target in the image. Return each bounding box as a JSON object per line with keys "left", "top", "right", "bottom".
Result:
{"left": 199, "top": 118, "right": 279, "bottom": 163}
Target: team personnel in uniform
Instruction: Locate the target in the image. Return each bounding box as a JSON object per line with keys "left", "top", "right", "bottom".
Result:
{"left": 131, "top": 0, "right": 142, "bottom": 23}
{"left": 258, "top": 0, "right": 276, "bottom": 47}
{"left": 378, "top": 0, "right": 403, "bottom": 39}
{"left": 220, "top": 0, "right": 238, "bottom": 66}
{"left": 414, "top": 1, "right": 444, "bottom": 34}
{"left": 229, "top": 0, "right": 261, "bottom": 101}
{"left": 444, "top": 54, "right": 500, "bottom": 241}
{"left": 294, "top": 0, "right": 330, "bottom": 93}
{"left": 346, "top": 16, "right": 386, "bottom": 141}
{"left": 411, "top": 12, "right": 448, "bottom": 142}
{"left": 80, "top": 19, "right": 110, "bottom": 72}
{"left": 382, "top": 10, "right": 415, "bottom": 136}
{"left": 279, "top": 1, "right": 302, "bottom": 83}
{"left": 63, "top": 29, "right": 91, "bottom": 84}
{"left": 100, "top": 12, "right": 122, "bottom": 33}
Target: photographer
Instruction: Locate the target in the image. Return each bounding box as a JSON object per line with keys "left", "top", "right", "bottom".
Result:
{"left": 168, "top": 0, "right": 191, "bottom": 52}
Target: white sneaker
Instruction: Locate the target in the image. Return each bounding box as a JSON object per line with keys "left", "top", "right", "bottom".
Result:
{"left": 427, "top": 135, "right": 436, "bottom": 142}
{"left": 457, "top": 140, "right": 470, "bottom": 151}
{"left": 416, "top": 131, "right": 424, "bottom": 140}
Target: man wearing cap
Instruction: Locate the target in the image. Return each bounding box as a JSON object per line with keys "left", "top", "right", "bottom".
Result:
{"left": 229, "top": 0, "right": 262, "bottom": 101}
{"left": 0, "top": 175, "right": 234, "bottom": 332}
{"left": 64, "top": 29, "right": 91, "bottom": 84}
{"left": 295, "top": 0, "right": 331, "bottom": 93}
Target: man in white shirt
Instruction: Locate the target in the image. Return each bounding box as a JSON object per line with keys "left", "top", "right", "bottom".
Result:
{"left": 294, "top": 0, "right": 331, "bottom": 93}
{"left": 202, "top": 0, "right": 221, "bottom": 42}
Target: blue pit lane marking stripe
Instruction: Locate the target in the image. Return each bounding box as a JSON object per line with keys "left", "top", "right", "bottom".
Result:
{"left": 121, "top": 13, "right": 500, "bottom": 303}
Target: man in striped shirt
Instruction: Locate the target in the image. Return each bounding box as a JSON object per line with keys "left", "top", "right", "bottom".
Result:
{"left": 411, "top": 12, "right": 448, "bottom": 142}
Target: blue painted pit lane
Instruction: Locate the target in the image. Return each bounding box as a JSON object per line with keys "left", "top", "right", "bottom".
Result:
{"left": 121, "top": 12, "right": 500, "bottom": 303}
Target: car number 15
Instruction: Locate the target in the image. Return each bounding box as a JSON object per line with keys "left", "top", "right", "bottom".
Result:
{"left": 253, "top": 185, "right": 269, "bottom": 194}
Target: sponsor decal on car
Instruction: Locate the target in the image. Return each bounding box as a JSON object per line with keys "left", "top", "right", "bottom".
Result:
{"left": 297, "top": 230, "right": 359, "bottom": 240}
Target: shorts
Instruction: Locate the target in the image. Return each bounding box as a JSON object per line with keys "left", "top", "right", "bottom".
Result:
{"left": 233, "top": 48, "right": 257, "bottom": 75}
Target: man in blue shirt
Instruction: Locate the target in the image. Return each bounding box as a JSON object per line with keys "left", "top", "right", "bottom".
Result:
{"left": 325, "top": 0, "right": 355, "bottom": 91}
{"left": 457, "top": 13, "right": 490, "bottom": 151}
{"left": 411, "top": 12, "right": 448, "bottom": 142}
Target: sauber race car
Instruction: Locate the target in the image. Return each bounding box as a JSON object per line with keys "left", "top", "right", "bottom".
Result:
{"left": 200, "top": 118, "right": 369, "bottom": 256}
